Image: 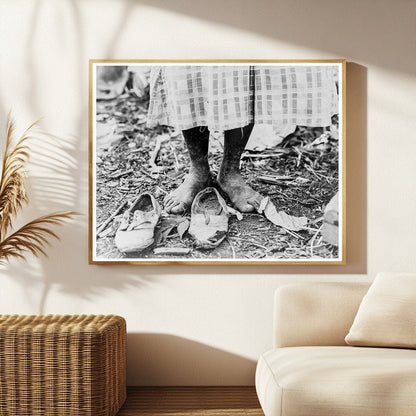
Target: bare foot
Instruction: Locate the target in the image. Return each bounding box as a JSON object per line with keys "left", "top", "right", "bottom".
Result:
{"left": 165, "top": 169, "right": 210, "bottom": 214}
{"left": 217, "top": 172, "right": 263, "bottom": 213}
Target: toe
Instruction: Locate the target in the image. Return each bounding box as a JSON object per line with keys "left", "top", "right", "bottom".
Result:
{"left": 164, "top": 190, "right": 177, "bottom": 203}
{"left": 247, "top": 194, "right": 263, "bottom": 211}
{"left": 169, "top": 201, "right": 187, "bottom": 215}
{"left": 238, "top": 202, "right": 256, "bottom": 213}
{"left": 170, "top": 207, "right": 181, "bottom": 215}
{"left": 164, "top": 196, "right": 172, "bottom": 207}
{"left": 164, "top": 199, "right": 174, "bottom": 211}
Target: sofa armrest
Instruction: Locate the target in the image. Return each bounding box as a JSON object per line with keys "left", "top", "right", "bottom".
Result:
{"left": 274, "top": 282, "right": 370, "bottom": 348}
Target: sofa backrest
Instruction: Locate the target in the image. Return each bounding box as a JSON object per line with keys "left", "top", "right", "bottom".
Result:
{"left": 273, "top": 282, "right": 370, "bottom": 348}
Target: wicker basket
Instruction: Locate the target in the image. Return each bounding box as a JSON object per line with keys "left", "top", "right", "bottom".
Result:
{"left": 0, "top": 314, "right": 126, "bottom": 416}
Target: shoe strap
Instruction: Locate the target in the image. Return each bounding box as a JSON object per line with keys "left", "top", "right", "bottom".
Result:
{"left": 127, "top": 210, "right": 158, "bottom": 231}
{"left": 127, "top": 220, "right": 154, "bottom": 231}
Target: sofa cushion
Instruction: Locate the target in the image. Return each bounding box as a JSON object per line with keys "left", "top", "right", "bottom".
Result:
{"left": 274, "top": 283, "right": 370, "bottom": 348}
{"left": 345, "top": 272, "right": 416, "bottom": 348}
{"left": 256, "top": 346, "right": 416, "bottom": 416}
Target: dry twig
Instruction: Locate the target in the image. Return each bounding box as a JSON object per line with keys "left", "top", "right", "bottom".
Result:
{"left": 226, "top": 237, "right": 236, "bottom": 259}
{"left": 96, "top": 200, "right": 128, "bottom": 234}
{"left": 109, "top": 169, "right": 133, "bottom": 179}
{"left": 153, "top": 247, "right": 191, "bottom": 255}
{"left": 169, "top": 143, "right": 180, "bottom": 171}
{"left": 310, "top": 225, "right": 323, "bottom": 257}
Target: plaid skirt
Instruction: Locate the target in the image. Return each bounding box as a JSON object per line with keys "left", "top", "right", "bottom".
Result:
{"left": 147, "top": 65, "right": 338, "bottom": 132}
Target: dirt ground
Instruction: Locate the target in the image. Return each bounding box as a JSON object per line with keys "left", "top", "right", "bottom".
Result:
{"left": 94, "top": 89, "right": 339, "bottom": 261}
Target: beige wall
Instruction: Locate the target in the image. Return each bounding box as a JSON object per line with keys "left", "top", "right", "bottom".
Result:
{"left": 0, "top": 0, "right": 415, "bottom": 385}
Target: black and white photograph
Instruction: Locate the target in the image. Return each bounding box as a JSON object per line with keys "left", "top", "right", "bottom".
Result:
{"left": 89, "top": 60, "right": 345, "bottom": 264}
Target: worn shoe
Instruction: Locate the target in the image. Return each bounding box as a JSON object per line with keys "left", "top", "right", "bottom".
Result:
{"left": 188, "top": 187, "right": 229, "bottom": 249}
{"left": 115, "top": 193, "right": 161, "bottom": 253}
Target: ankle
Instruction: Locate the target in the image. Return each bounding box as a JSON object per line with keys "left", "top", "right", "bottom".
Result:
{"left": 218, "top": 167, "right": 241, "bottom": 183}
{"left": 190, "top": 155, "right": 209, "bottom": 171}
{"left": 189, "top": 165, "right": 210, "bottom": 181}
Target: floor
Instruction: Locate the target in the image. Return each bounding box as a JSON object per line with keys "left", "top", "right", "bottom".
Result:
{"left": 117, "top": 386, "right": 264, "bottom": 416}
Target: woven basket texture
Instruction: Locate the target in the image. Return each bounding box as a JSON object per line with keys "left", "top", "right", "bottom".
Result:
{"left": 0, "top": 314, "right": 126, "bottom": 416}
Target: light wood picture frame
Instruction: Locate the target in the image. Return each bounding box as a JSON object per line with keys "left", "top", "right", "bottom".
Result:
{"left": 89, "top": 60, "right": 346, "bottom": 265}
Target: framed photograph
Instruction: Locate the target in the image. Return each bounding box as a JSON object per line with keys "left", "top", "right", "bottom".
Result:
{"left": 89, "top": 60, "right": 345, "bottom": 265}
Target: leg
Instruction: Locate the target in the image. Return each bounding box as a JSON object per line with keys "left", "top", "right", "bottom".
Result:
{"left": 217, "top": 123, "right": 263, "bottom": 212}
{"left": 164, "top": 126, "right": 211, "bottom": 214}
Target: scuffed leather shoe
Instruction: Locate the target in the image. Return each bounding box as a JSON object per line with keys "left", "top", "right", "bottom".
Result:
{"left": 115, "top": 193, "right": 161, "bottom": 253}
{"left": 188, "top": 187, "right": 229, "bottom": 249}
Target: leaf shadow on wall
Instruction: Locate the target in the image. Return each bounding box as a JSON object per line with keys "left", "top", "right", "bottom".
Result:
{"left": 1, "top": 0, "right": 153, "bottom": 306}
{"left": 126, "top": 333, "right": 257, "bottom": 386}
{"left": 0, "top": 0, "right": 158, "bottom": 313}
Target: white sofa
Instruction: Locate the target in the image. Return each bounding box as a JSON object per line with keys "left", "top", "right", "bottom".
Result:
{"left": 255, "top": 282, "right": 416, "bottom": 416}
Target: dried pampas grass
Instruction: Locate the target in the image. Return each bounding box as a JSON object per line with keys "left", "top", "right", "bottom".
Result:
{"left": 0, "top": 116, "right": 77, "bottom": 264}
